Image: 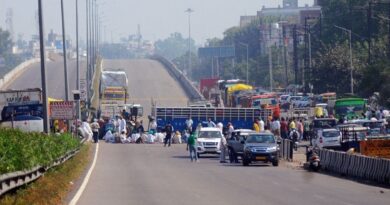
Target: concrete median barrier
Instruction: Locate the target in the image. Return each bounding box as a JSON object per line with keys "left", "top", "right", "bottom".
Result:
{"left": 319, "top": 148, "right": 390, "bottom": 184}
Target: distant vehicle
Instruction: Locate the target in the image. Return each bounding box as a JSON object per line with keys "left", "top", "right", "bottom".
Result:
{"left": 251, "top": 94, "right": 280, "bottom": 118}
{"left": 153, "top": 106, "right": 271, "bottom": 131}
{"left": 311, "top": 128, "right": 342, "bottom": 149}
{"left": 350, "top": 119, "right": 386, "bottom": 136}
{"left": 289, "top": 96, "right": 303, "bottom": 107}
{"left": 196, "top": 127, "right": 223, "bottom": 158}
{"left": 0, "top": 89, "right": 43, "bottom": 132}
{"left": 242, "top": 132, "right": 280, "bottom": 166}
{"left": 311, "top": 118, "right": 338, "bottom": 137}
{"left": 99, "top": 71, "right": 129, "bottom": 119}
{"left": 334, "top": 98, "right": 366, "bottom": 120}
{"left": 227, "top": 129, "right": 256, "bottom": 162}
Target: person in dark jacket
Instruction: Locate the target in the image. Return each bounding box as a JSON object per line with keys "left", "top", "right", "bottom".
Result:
{"left": 164, "top": 122, "right": 173, "bottom": 147}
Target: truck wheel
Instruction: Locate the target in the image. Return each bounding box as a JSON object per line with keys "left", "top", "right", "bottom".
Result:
{"left": 272, "top": 159, "right": 279, "bottom": 167}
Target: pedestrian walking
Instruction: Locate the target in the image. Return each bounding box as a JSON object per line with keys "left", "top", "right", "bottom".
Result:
{"left": 186, "top": 132, "right": 198, "bottom": 162}
{"left": 297, "top": 120, "right": 303, "bottom": 141}
{"left": 164, "top": 122, "right": 173, "bottom": 147}
{"left": 272, "top": 118, "right": 281, "bottom": 138}
{"left": 227, "top": 122, "right": 234, "bottom": 139}
{"left": 91, "top": 119, "right": 100, "bottom": 143}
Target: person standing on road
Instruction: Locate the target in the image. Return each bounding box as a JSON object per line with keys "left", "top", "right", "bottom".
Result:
{"left": 207, "top": 118, "right": 216, "bottom": 127}
{"left": 227, "top": 122, "right": 234, "bottom": 139}
{"left": 220, "top": 134, "right": 227, "bottom": 163}
{"left": 186, "top": 132, "right": 198, "bottom": 162}
{"left": 272, "top": 118, "right": 281, "bottom": 138}
{"left": 259, "top": 118, "right": 265, "bottom": 132}
{"left": 91, "top": 119, "right": 100, "bottom": 143}
{"left": 253, "top": 119, "right": 260, "bottom": 132}
{"left": 185, "top": 116, "right": 193, "bottom": 133}
{"left": 297, "top": 120, "right": 303, "bottom": 141}
{"left": 164, "top": 122, "right": 173, "bottom": 147}
{"left": 280, "top": 117, "right": 288, "bottom": 139}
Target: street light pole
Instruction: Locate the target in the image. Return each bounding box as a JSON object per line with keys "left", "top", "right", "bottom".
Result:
{"left": 185, "top": 8, "right": 193, "bottom": 79}
{"left": 76, "top": 0, "right": 80, "bottom": 120}
{"left": 38, "top": 0, "right": 49, "bottom": 134}
{"left": 239, "top": 42, "right": 249, "bottom": 84}
{"left": 334, "top": 25, "right": 354, "bottom": 94}
{"left": 61, "top": 0, "right": 69, "bottom": 102}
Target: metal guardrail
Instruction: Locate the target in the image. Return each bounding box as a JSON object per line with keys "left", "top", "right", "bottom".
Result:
{"left": 0, "top": 138, "right": 86, "bottom": 196}
{"left": 149, "top": 55, "right": 205, "bottom": 101}
{"left": 318, "top": 149, "right": 390, "bottom": 184}
{"left": 279, "top": 139, "right": 293, "bottom": 161}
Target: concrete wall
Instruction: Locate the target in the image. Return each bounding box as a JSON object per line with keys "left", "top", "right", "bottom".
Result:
{"left": 150, "top": 55, "right": 204, "bottom": 101}
{"left": 0, "top": 58, "right": 40, "bottom": 90}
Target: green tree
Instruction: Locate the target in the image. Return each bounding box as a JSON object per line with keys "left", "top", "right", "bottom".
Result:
{"left": 154, "top": 33, "right": 195, "bottom": 60}
{"left": 0, "top": 28, "right": 12, "bottom": 56}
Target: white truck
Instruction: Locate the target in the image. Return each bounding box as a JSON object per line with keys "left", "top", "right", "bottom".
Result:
{"left": 0, "top": 88, "right": 44, "bottom": 132}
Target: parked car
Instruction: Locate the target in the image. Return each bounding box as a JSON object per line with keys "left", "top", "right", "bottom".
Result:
{"left": 242, "top": 132, "right": 280, "bottom": 166}
{"left": 227, "top": 129, "right": 255, "bottom": 162}
{"left": 196, "top": 127, "right": 223, "bottom": 157}
{"left": 312, "top": 128, "right": 342, "bottom": 149}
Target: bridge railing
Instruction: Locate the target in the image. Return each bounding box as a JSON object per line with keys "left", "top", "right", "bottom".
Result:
{"left": 0, "top": 138, "right": 86, "bottom": 196}
{"left": 150, "top": 55, "right": 205, "bottom": 101}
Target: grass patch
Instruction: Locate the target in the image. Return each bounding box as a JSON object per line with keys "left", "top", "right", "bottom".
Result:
{"left": 0, "top": 143, "right": 92, "bottom": 205}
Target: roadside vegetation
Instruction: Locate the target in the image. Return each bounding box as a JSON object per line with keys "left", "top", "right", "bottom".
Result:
{"left": 0, "top": 129, "right": 80, "bottom": 174}
{"left": 0, "top": 143, "right": 91, "bottom": 205}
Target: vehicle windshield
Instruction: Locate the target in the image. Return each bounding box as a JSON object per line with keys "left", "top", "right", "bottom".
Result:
{"left": 314, "top": 120, "right": 337, "bottom": 129}
{"left": 246, "top": 135, "right": 275, "bottom": 143}
{"left": 198, "top": 131, "right": 222, "bottom": 138}
{"left": 323, "top": 131, "right": 340, "bottom": 138}
{"left": 335, "top": 105, "right": 364, "bottom": 116}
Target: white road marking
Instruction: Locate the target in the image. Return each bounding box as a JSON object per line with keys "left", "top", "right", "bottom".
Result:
{"left": 69, "top": 143, "right": 99, "bottom": 205}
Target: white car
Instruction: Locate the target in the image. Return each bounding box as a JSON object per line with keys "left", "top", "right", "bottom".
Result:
{"left": 312, "top": 128, "right": 342, "bottom": 149}
{"left": 196, "top": 127, "right": 223, "bottom": 157}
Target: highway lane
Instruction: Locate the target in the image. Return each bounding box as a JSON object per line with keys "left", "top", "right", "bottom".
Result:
{"left": 6, "top": 59, "right": 86, "bottom": 100}
{"left": 76, "top": 59, "right": 390, "bottom": 205}
{"left": 103, "top": 59, "right": 189, "bottom": 118}
{"left": 78, "top": 143, "right": 390, "bottom": 205}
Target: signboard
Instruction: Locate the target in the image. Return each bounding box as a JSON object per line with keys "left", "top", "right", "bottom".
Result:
{"left": 360, "top": 139, "right": 390, "bottom": 159}
{"left": 50, "top": 101, "right": 74, "bottom": 120}
{"left": 79, "top": 79, "right": 87, "bottom": 101}
{"left": 198, "top": 46, "right": 235, "bottom": 58}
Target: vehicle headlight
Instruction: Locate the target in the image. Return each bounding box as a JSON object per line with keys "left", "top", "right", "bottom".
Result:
{"left": 197, "top": 141, "right": 203, "bottom": 146}
{"left": 266, "top": 146, "right": 278, "bottom": 152}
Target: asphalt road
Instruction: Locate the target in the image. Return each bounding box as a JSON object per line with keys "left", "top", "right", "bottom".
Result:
{"left": 76, "top": 59, "right": 390, "bottom": 205}
{"left": 102, "top": 59, "right": 189, "bottom": 119}
{"left": 6, "top": 58, "right": 86, "bottom": 100}
{"left": 78, "top": 143, "right": 390, "bottom": 205}
{"left": 6, "top": 58, "right": 390, "bottom": 205}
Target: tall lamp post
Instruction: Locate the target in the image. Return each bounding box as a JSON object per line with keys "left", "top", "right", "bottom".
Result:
{"left": 76, "top": 0, "right": 80, "bottom": 120}
{"left": 239, "top": 42, "right": 249, "bottom": 84}
{"left": 334, "top": 25, "right": 354, "bottom": 94}
{"left": 185, "top": 8, "right": 193, "bottom": 79}
{"left": 60, "top": 0, "right": 69, "bottom": 102}
{"left": 38, "top": 0, "right": 50, "bottom": 134}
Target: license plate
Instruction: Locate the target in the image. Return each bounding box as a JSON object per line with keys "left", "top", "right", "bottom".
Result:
{"left": 256, "top": 156, "right": 266, "bottom": 160}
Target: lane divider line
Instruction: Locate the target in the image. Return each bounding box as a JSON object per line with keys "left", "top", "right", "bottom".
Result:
{"left": 69, "top": 143, "right": 99, "bottom": 205}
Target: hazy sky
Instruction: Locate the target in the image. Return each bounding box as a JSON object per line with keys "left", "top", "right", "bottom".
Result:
{"left": 0, "top": 0, "right": 313, "bottom": 45}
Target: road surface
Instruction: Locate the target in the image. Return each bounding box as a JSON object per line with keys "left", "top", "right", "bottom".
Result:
{"left": 5, "top": 58, "right": 85, "bottom": 100}
{"left": 75, "top": 59, "right": 390, "bottom": 205}
{"left": 103, "top": 59, "right": 189, "bottom": 118}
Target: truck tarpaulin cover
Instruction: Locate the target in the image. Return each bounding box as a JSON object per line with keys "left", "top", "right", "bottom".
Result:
{"left": 101, "top": 71, "right": 128, "bottom": 90}
{"left": 200, "top": 78, "right": 219, "bottom": 99}
{"left": 227, "top": 84, "right": 253, "bottom": 94}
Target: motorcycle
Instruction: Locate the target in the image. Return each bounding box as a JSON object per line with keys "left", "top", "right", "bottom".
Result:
{"left": 306, "top": 146, "right": 321, "bottom": 171}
